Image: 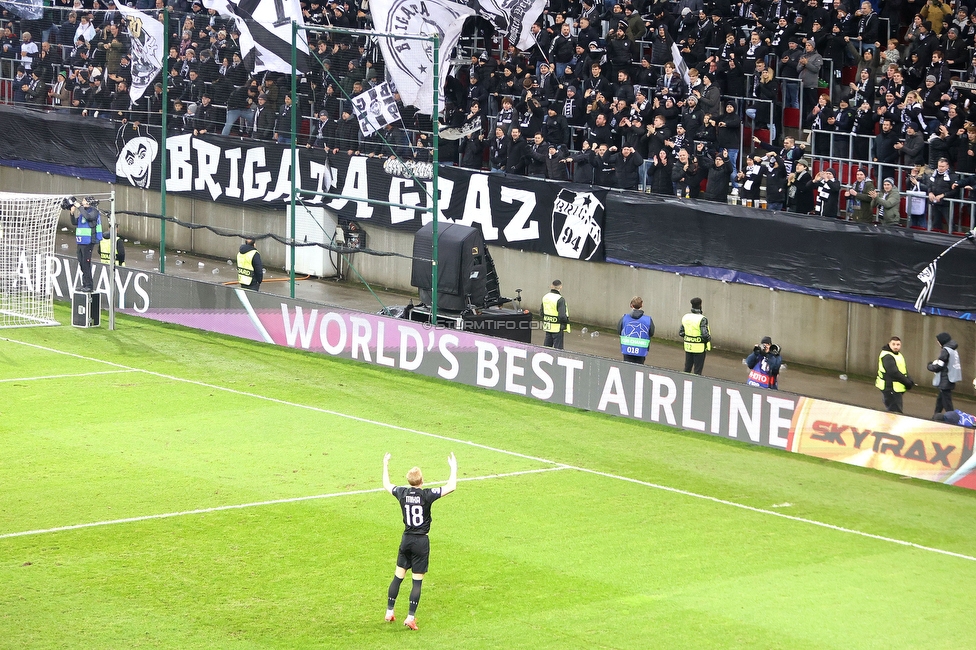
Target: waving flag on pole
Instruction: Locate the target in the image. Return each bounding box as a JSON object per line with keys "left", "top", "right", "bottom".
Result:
{"left": 914, "top": 229, "right": 976, "bottom": 312}
{"left": 203, "top": 0, "right": 310, "bottom": 74}
{"left": 455, "top": 0, "right": 547, "bottom": 50}
{"left": 914, "top": 260, "right": 938, "bottom": 312}
{"left": 115, "top": 6, "right": 164, "bottom": 102}
{"left": 0, "top": 0, "right": 42, "bottom": 19}
{"left": 370, "top": 0, "right": 474, "bottom": 113}
{"left": 671, "top": 42, "right": 691, "bottom": 85}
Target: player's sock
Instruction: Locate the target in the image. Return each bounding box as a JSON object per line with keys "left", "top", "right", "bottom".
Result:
{"left": 387, "top": 576, "right": 403, "bottom": 610}
{"left": 408, "top": 579, "right": 423, "bottom": 616}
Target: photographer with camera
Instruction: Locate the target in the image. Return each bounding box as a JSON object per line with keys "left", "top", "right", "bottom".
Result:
{"left": 746, "top": 336, "right": 783, "bottom": 390}
{"left": 66, "top": 195, "right": 103, "bottom": 292}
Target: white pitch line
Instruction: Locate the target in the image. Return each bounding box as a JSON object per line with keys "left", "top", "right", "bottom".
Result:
{"left": 0, "top": 369, "right": 137, "bottom": 383}
{"left": 4, "top": 336, "right": 976, "bottom": 563}
{"left": 0, "top": 466, "right": 569, "bottom": 540}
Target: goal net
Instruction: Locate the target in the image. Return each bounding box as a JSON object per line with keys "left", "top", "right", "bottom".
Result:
{"left": 0, "top": 193, "right": 63, "bottom": 328}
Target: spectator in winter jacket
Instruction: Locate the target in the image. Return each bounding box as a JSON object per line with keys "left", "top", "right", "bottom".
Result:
{"left": 603, "top": 145, "right": 643, "bottom": 190}
{"left": 870, "top": 177, "right": 902, "bottom": 226}
{"left": 489, "top": 126, "right": 509, "bottom": 172}
{"left": 814, "top": 167, "right": 841, "bottom": 217}
{"left": 562, "top": 141, "right": 596, "bottom": 184}
{"left": 762, "top": 151, "right": 789, "bottom": 211}
{"left": 787, "top": 160, "right": 816, "bottom": 214}
{"left": 505, "top": 127, "right": 530, "bottom": 174}
{"left": 701, "top": 151, "right": 731, "bottom": 203}
{"left": 526, "top": 133, "right": 549, "bottom": 178}
{"left": 459, "top": 132, "right": 486, "bottom": 170}
{"left": 542, "top": 144, "right": 570, "bottom": 181}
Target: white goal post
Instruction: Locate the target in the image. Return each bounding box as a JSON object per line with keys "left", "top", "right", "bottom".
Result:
{"left": 0, "top": 193, "right": 64, "bottom": 328}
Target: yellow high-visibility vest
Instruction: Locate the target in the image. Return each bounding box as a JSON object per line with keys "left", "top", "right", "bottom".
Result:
{"left": 237, "top": 249, "right": 258, "bottom": 286}
{"left": 681, "top": 313, "right": 706, "bottom": 353}
{"left": 541, "top": 291, "right": 570, "bottom": 333}
{"left": 876, "top": 349, "right": 908, "bottom": 393}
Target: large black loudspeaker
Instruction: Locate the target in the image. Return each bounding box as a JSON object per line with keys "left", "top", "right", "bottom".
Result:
{"left": 411, "top": 223, "right": 487, "bottom": 312}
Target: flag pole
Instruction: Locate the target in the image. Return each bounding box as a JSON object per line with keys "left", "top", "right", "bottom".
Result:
{"left": 159, "top": 7, "right": 169, "bottom": 274}
{"left": 290, "top": 19, "right": 298, "bottom": 299}
{"left": 431, "top": 33, "right": 440, "bottom": 326}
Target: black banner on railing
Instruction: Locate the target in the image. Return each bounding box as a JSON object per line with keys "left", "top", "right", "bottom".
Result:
{"left": 326, "top": 157, "right": 607, "bottom": 260}
{"left": 0, "top": 104, "right": 117, "bottom": 171}
{"left": 604, "top": 192, "right": 976, "bottom": 312}
{"left": 113, "top": 130, "right": 607, "bottom": 260}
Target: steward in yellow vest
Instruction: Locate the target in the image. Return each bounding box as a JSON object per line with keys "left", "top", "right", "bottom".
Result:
{"left": 541, "top": 279, "right": 569, "bottom": 349}
{"left": 876, "top": 336, "right": 914, "bottom": 414}
{"left": 237, "top": 237, "right": 264, "bottom": 291}
{"left": 678, "top": 297, "right": 710, "bottom": 375}
{"left": 98, "top": 228, "right": 126, "bottom": 266}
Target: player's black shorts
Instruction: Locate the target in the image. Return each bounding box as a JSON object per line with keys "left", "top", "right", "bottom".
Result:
{"left": 397, "top": 533, "right": 430, "bottom": 573}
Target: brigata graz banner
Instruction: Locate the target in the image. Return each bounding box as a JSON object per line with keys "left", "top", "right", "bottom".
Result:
{"left": 40, "top": 255, "right": 976, "bottom": 490}
{"left": 328, "top": 156, "right": 607, "bottom": 260}
{"left": 113, "top": 134, "right": 607, "bottom": 261}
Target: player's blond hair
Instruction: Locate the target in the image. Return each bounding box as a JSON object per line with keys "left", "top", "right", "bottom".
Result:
{"left": 406, "top": 467, "right": 423, "bottom": 486}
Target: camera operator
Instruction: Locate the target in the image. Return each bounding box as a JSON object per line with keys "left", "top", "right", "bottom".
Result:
{"left": 66, "top": 196, "right": 103, "bottom": 292}
{"left": 746, "top": 336, "right": 783, "bottom": 389}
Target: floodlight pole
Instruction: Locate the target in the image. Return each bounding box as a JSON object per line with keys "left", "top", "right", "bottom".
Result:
{"left": 289, "top": 20, "right": 298, "bottom": 299}
{"left": 159, "top": 7, "right": 169, "bottom": 274}
{"left": 109, "top": 189, "right": 116, "bottom": 331}
{"left": 431, "top": 34, "right": 440, "bottom": 325}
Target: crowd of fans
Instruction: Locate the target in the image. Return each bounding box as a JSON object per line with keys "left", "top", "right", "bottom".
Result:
{"left": 4, "top": 0, "right": 976, "bottom": 229}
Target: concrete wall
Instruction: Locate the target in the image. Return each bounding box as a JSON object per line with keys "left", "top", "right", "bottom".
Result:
{"left": 4, "top": 166, "right": 972, "bottom": 381}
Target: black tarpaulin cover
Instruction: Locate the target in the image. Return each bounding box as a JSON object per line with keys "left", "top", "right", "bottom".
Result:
{"left": 0, "top": 104, "right": 117, "bottom": 171}
{"left": 605, "top": 192, "right": 976, "bottom": 312}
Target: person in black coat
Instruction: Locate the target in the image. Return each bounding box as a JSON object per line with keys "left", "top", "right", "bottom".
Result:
{"left": 762, "top": 151, "right": 788, "bottom": 210}
{"left": 252, "top": 94, "right": 276, "bottom": 141}
{"left": 702, "top": 150, "right": 732, "bottom": 203}
{"left": 505, "top": 127, "right": 530, "bottom": 175}
{"left": 814, "top": 168, "right": 841, "bottom": 217}
{"left": 489, "top": 126, "right": 509, "bottom": 172}
{"left": 334, "top": 109, "right": 361, "bottom": 154}
{"left": 650, "top": 149, "right": 674, "bottom": 195}
{"left": 458, "top": 132, "right": 486, "bottom": 170}
{"left": 787, "top": 159, "right": 816, "bottom": 214}
{"left": 542, "top": 144, "right": 570, "bottom": 181}
{"left": 564, "top": 141, "right": 597, "bottom": 184}
{"left": 603, "top": 145, "right": 643, "bottom": 190}
{"left": 672, "top": 148, "right": 704, "bottom": 198}
{"left": 593, "top": 143, "right": 616, "bottom": 187}
{"left": 526, "top": 133, "right": 549, "bottom": 178}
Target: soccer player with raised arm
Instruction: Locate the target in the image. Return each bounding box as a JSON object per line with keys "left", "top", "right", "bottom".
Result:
{"left": 383, "top": 452, "right": 457, "bottom": 631}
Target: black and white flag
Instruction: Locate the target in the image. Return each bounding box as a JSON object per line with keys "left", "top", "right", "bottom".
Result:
{"left": 914, "top": 260, "right": 938, "bottom": 312}
{"left": 454, "top": 0, "right": 547, "bottom": 51}
{"left": 671, "top": 42, "right": 692, "bottom": 84}
{"left": 352, "top": 82, "right": 401, "bottom": 137}
{"left": 370, "top": 0, "right": 474, "bottom": 113}
{"left": 203, "top": 0, "right": 310, "bottom": 74}
{"left": 0, "top": 0, "right": 42, "bottom": 19}
{"left": 115, "top": 6, "right": 164, "bottom": 102}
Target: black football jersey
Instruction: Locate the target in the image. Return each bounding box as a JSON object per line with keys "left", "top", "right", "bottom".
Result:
{"left": 392, "top": 485, "right": 442, "bottom": 535}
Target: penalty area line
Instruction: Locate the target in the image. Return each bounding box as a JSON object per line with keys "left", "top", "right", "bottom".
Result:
{"left": 0, "top": 369, "right": 138, "bottom": 383}
{"left": 4, "top": 338, "right": 975, "bottom": 563}
{"left": 0, "top": 466, "right": 569, "bottom": 540}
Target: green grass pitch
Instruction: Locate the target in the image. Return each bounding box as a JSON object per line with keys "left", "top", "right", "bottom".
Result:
{"left": 1, "top": 304, "right": 975, "bottom": 649}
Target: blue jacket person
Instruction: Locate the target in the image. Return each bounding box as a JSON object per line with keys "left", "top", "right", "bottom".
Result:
{"left": 618, "top": 296, "right": 654, "bottom": 364}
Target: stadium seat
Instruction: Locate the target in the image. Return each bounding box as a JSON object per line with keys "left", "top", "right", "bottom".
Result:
{"left": 784, "top": 107, "right": 800, "bottom": 129}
